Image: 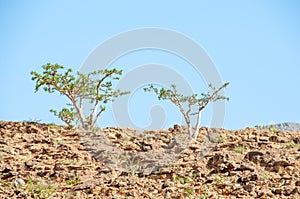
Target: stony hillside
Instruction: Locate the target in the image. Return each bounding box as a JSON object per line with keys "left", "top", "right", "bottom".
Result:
{"left": 256, "top": 122, "right": 300, "bottom": 132}
{"left": 0, "top": 121, "right": 299, "bottom": 198}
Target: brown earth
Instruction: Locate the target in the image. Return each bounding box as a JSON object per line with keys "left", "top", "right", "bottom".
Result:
{"left": 0, "top": 120, "right": 299, "bottom": 199}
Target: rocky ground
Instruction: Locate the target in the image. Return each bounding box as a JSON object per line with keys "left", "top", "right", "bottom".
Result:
{"left": 255, "top": 122, "right": 300, "bottom": 132}
{"left": 0, "top": 121, "right": 299, "bottom": 199}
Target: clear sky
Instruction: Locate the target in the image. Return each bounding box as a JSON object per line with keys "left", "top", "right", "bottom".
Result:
{"left": 1, "top": 1, "right": 299, "bottom": 130}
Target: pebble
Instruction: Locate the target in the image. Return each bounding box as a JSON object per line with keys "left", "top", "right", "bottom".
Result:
{"left": 13, "top": 178, "right": 25, "bottom": 187}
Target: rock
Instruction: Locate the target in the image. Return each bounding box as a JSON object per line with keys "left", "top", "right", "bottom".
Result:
{"left": 293, "top": 137, "right": 300, "bottom": 144}
{"left": 285, "top": 166, "right": 294, "bottom": 172}
{"left": 256, "top": 122, "right": 300, "bottom": 132}
{"left": 206, "top": 154, "right": 225, "bottom": 169}
{"left": 107, "top": 132, "right": 117, "bottom": 139}
{"left": 26, "top": 125, "right": 41, "bottom": 134}
{"left": 189, "top": 143, "right": 202, "bottom": 150}
{"left": 292, "top": 187, "right": 300, "bottom": 194}
{"left": 266, "top": 160, "right": 291, "bottom": 173}
{"left": 28, "top": 145, "right": 43, "bottom": 153}
{"left": 259, "top": 136, "right": 269, "bottom": 142}
{"left": 13, "top": 178, "right": 25, "bottom": 187}
{"left": 237, "top": 174, "right": 258, "bottom": 184}
{"left": 269, "top": 135, "right": 278, "bottom": 142}
{"left": 234, "top": 164, "right": 254, "bottom": 172}
{"left": 244, "top": 151, "right": 268, "bottom": 166}
{"left": 0, "top": 121, "right": 300, "bottom": 198}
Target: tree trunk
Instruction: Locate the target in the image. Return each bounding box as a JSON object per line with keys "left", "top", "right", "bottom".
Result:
{"left": 191, "top": 111, "right": 201, "bottom": 141}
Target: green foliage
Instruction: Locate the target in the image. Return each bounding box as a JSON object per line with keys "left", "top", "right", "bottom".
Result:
{"left": 144, "top": 83, "right": 229, "bottom": 106}
{"left": 174, "top": 173, "right": 199, "bottom": 197}
{"left": 214, "top": 176, "right": 223, "bottom": 183}
{"left": 144, "top": 82, "right": 229, "bottom": 140}
{"left": 66, "top": 177, "right": 81, "bottom": 185}
{"left": 151, "top": 170, "right": 161, "bottom": 175}
{"left": 262, "top": 173, "right": 269, "bottom": 180}
{"left": 175, "top": 175, "right": 189, "bottom": 184}
{"left": 191, "top": 173, "right": 197, "bottom": 180}
{"left": 26, "top": 177, "right": 56, "bottom": 199}
{"left": 234, "top": 146, "right": 245, "bottom": 153}
{"left": 269, "top": 125, "right": 279, "bottom": 133}
{"left": 185, "top": 188, "right": 194, "bottom": 196}
{"left": 289, "top": 141, "right": 296, "bottom": 148}
{"left": 31, "top": 63, "right": 129, "bottom": 129}
{"left": 217, "top": 137, "right": 225, "bottom": 143}
{"left": 48, "top": 123, "right": 60, "bottom": 129}
{"left": 0, "top": 179, "right": 14, "bottom": 190}
{"left": 50, "top": 108, "right": 75, "bottom": 127}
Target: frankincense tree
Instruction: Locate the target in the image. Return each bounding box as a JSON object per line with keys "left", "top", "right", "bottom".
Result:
{"left": 31, "top": 63, "right": 129, "bottom": 130}
{"left": 144, "top": 82, "right": 229, "bottom": 141}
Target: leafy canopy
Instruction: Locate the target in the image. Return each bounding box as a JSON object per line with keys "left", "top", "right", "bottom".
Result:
{"left": 31, "top": 63, "right": 129, "bottom": 129}
{"left": 144, "top": 82, "right": 229, "bottom": 140}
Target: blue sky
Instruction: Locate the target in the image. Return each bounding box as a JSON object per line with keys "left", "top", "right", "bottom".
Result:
{"left": 0, "top": 1, "right": 299, "bottom": 130}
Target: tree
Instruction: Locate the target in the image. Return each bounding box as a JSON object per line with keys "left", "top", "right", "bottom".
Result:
{"left": 31, "top": 63, "right": 129, "bottom": 130}
{"left": 144, "top": 83, "right": 229, "bottom": 141}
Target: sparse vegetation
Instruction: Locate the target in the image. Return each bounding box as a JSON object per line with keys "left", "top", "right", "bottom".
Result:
{"left": 31, "top": 63, "right": 129, "bottom": 130}
{"left": 289, "top": 141, "right": 296, "bottom": 148}
{"left": 151, "top": 170, "right": 161, "bottom": 175}
{"left": 0, "top": 179, "right": 13, "bottom": 189}
{"left": 62, "top": 159, "right": 76, "bottom": 165}
{"left": 125, "top": 154, "right": 141, "bottom": 176}
{"left": 198, "top": 184, "right": 212, "bottom": 199}
{"left": 0, "top": 121, "right": 299, "bottom": 198}
{"left": 185, "top": 188, "right": 194, "bottom": 196}
{"left": 217, "top": 137, "right": 225, "bottom": 143}
{"left": 144, "top": 83, "right": 229, "bottom": 140}
{"left": 262, "top": 173, "right": 269, "bottom": 180}
{"left": 66, "top": 177, "right": 81, "bottom": 185}
{"left": 26, "top": 176, "right": 57, "bottom": 199}
{"left": 191, "top": 173, "right": 197, "bottom": 179}
{"left": 48, "top": 123, "right": 60, "bottom": 129}
{"left": 269, "top": 125, "right": 279, "bottom": 133}
{"left": 234, "top": 146, "right": 245, "bottom": 153}
{"left": 175, "top": 175, "right": 189, "bottom": 184}
{"left": 174, "top": 173, "right": 200, "bottom": 197}
{"left": 214, "top": 176, "right": 223, "bottom": 183}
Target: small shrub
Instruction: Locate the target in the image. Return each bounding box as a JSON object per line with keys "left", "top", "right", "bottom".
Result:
{"left": 262, "top": 174, "right": 269, "bottom": 180}
{"left": 191, "top": 173, "right": 197, "bottom": 180}
{"left": 289, "top": 141, "right": 296, "bottom": 148}
{"left": 124, "top": 155, "right": 141, "bottom": 176}
{"left": 185, "top": 188, "right": 194, "bottom": 196}
{"left": 175, "top": 176, "right": 186, "bottom": 184}
{"left": 234, "top": 146, "right": 245, "bottom": 153}
{"left": 214, "top": 176, "right": 223, "bottom": 183}
{"left": 198, "top": 184, "right": 212, "bottom": 199}
{"left": 217, "top": 137, "right": 225, "bottom": 143}
{"left": 269, "top": 125, "right": 279, "bottom": 133}
{"left": 66, "top": 177, "right": 81, "bottom": 185}
{"left": 26, "top": 177, "right": 56, "bottom": 199}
